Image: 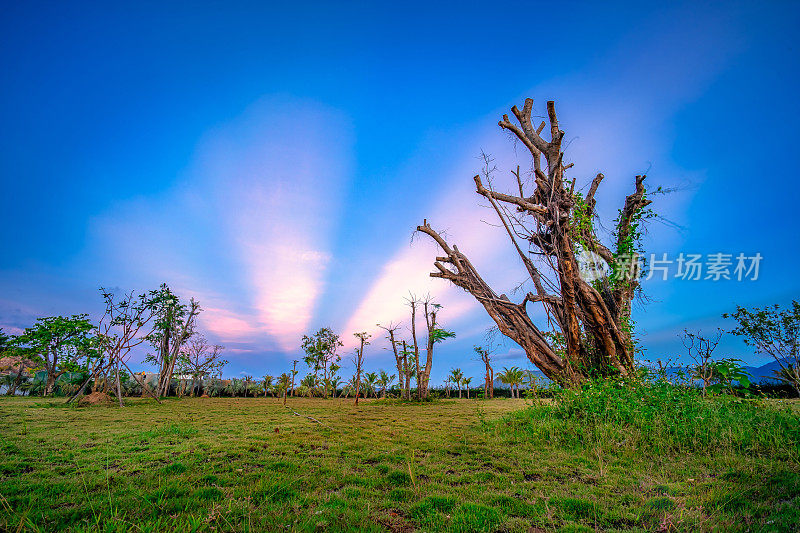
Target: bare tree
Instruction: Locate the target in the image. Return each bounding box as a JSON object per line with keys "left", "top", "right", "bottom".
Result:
{"left": 177, "top": 335, "right": 227, "bottom": 396}
{"left": 290, "top": 359, "right": 298, "bottom": 397}
{"left": 398, "top": 340, "right": 415, "bottom": 399}
{"left": 405, "top": 295, "right": 423, "bottom": 399}
{"left": 97, "top": 288, "right": 162, "bottom": 406}
{"left": 417, "top": 98, "right": 654, "bottom": 385}
{"left": 352, "top": 332, "right": 370, "bottom": 406}
{"left": 405, "top": 294, "right": 454, "bottom": 399}
{"left": 378, "top": 322, "right": 406, "bottom": 399}
{"left": 682, "top": 329, "right": 721, "bottom": 397}
{"left": 474, "top": 345, "right": 494, "bottom": 399}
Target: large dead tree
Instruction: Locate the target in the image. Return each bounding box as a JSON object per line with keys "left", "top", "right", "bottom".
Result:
{"left": 417, "top": 98, "right": 652, "bottom": 385}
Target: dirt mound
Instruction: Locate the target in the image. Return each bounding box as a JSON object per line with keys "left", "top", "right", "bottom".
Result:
{"left": 78, "top": 392, "right": 113, "bottom": 406}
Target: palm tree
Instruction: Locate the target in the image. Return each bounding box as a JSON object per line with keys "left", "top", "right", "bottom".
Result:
{"left": 300, "top": 374, "right": 318, "bottom": 397}
{"left": 243, "top": 374, "right": 253, "bottom": 397}
{"left": 277, "top": 373, "right": 291, "bottom": 405}
{"left": 377, "top": 370, "right": 395, "bottom": 398}
{"left": 364, "top": 372, "right": 378, "bottom": 398}
{"left": 448, "top": 368, "right": 464, "bottom": 398}
{"left": 773, "top": 364, "right": 800, "bottom": 395}
{"left": 510, "top": 368, "right": 526, "bottom": 398}
{"left": 497, "top": 366, "right": 525, "bottom": 398}
{"left": 328, "top": 376, "right": 343, "bottom": 398}
{"left": 462, "top": 376, "right": 473, "bottom": 399}
{"left": 262, "top": 374, "right": 274, "bottom": 397}
{"left": 342, "top": 375, "right": 358, "bottom": 398}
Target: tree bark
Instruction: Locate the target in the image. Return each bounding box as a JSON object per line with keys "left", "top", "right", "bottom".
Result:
{"left": 417, "top": 98, "right": 651, "bottom": 385}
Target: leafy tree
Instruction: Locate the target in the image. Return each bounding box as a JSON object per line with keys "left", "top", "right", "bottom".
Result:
{"left": 144, "top": 284, "right": 201, "bottom": 398}
{"left": 328, "top": 376, "right": 344, "bottom": 398}
{"left": 0, "top": 329, "right": 11, "bottom": 353}
{"left": 242, "top": 374, "right": 254, "bottom": 397}
{"left": 398, "top": 340, "right": 416, "bottom": 400}
{"left": 725, "top": 301, "right": 800, "bottom": 394}
{"left": 301, "top": 328, "right": 343, "bottom": 398}
{"left": 707, "top": 359, "right": 752, "bottom": 395}
{"left": 1, "top": 341, "right": 41, "bottom": 396}
{"left": 16, "top": 315, "right": 94, "bottom": 396}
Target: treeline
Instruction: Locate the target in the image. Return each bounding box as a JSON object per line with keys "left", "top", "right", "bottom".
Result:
{"left": 0, "top": 284, "right": 227, "bottom": 404}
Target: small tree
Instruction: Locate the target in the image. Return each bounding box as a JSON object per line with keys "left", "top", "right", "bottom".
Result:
{"left": 364, "top": 372, "right": 378, "bottom": 398}
{"left": 290, "top": 360, "right": 298, "bottom": 396}
{"left": 145, "top": 284, "right": 201, "bottom": 398}
{"left": 1, "top": 341, "right": 41, "bottom": 397}
{"left": 448, "top": 368, "right": 464, "bottom": 398}
{"left": 352, "top": 332, "right": 370, "bottom": 405}
{"left": 17, "top": 315, "right": 94, "bottom": 396}
{"left": 300, "top": 374, "right": 318, "bottom": 397}
{"left": 277, "top": 373, "right": 291, "bottom": 405}
{"left": 725, "top": 301, "right": 800, "bottom": 395}
{"left": 497, "top": 366, "right": 525, "bottom": 398}
{"left": 462, "top": 376, "right": 473, "bottom": 399}
{"left": 178, "top": 335, "right": 227, "bottom": 396}
{"left": 398, "top": 340, "right": 416, "bottom": 400}
{"left": 378, "top": 322, "right": 406, "bottom": 399}
{"left": 474, "top": 345, "right": 494, "bottom": 399}
{"left": 682, "top": 330, "right": 721, "bottom": 397}
{"left": 301, "top": 328, "right": 343, "bottom": 398}
{"left": 262, "top": 374, "right": 274, "bottom": 397}
{"left": 377, "top": 370, "right": 395, "bottom": 398}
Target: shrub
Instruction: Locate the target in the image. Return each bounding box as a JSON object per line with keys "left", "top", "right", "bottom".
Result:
{"left": 503, "top": 380, "right": 800, "bottom": 457}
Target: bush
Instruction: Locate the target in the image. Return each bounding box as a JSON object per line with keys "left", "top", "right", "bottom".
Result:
{"left": 503, "top": 380, "right": 800, "bottom": 457}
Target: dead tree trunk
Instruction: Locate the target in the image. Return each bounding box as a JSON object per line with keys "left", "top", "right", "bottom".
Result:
{"left": 421, "top": 300, "right": 436, "bottom": 398}
{"left": 417, "top": 98, "right": 652, "bottom": 386}
{"left": 353, "top": 332, "right": 370, "bottom": 406}
{"left": 379, "top": 323, "right": 406, "bottom": 400}
{"left": 476, "top": 346, "right": 494, "bottom": 399}
{"left": 407, "top": 298, "right": 423, "bottom": 399}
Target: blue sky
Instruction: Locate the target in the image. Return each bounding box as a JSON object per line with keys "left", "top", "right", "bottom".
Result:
{"left": 2, "top": 1, "right": 799, "bottom": 383}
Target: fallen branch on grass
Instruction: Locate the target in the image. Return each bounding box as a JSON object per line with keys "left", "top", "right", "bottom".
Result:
{"left": 283, "top": 405, "right": 334, "bottom": 430}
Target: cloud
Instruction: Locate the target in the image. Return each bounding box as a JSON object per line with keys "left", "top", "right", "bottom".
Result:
{"left": 85, "top": 96, "right": 353, "bottom": 353}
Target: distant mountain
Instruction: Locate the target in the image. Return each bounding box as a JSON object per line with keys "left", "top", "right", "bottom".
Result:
{"left": 487, "top": 358, "right": 792, "bottom": 388}
{"left": 656, "top": 358, "right": 791, "bottom": 385}
{"left": 743, "top": 358, "right": 792, "bottom": 384}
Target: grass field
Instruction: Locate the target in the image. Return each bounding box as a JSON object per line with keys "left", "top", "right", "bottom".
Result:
{"left": 1, "top": 395, "right": 798, "bottom": 532}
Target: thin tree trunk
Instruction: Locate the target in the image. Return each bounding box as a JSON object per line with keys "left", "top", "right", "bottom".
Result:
{"left": 114, "top": 361, "right": 124, "bottom": 407}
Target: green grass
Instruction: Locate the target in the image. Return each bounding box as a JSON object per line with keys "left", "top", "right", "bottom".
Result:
{"left": 0, "top": 391, "right": 798, "bottom": 532}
